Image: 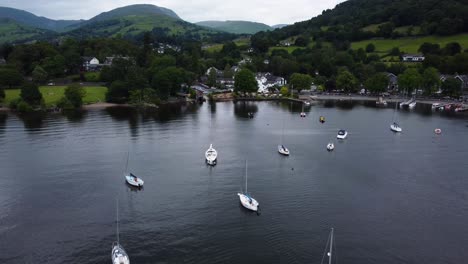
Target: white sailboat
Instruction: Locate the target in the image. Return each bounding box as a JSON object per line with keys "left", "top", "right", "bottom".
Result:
{"left": 124, "top": 152, "right": 144, "bottom": 187}
{"left": 321, "top": 228, "right": 335, "bottom": 264}
{"left": 205, "top": 106, "right": 218, "bottom": 166}
{"left": 278, "top": 110, "right": 290, "bottom": 156}
{"left": 205, "top": 144, "right": 217, "bottom": 165}
{"left": 237, "top": 160, "right": 259, "bottom": 212}
{"left": 390, "top": 101, "right": 402, "bottom": 133}
{"left": 112, "top": 200, "right": 130, "bottom": 264}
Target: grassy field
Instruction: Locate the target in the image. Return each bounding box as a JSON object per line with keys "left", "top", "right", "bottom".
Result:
{"left": 3, "top": 86, "right": 107, "bottom": 107}
{"left": 268, "top": 46, "right": 303, "bottom": 54}
{"left": 351, "top": 33, "right": 468, "bottom": 53}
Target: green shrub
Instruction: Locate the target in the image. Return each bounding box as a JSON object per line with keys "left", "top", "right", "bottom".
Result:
{"left": 17, "top": 100, "right": 33, "bottom": 112}
{"left": 9, "top": 98, "right": 22, "bottom": 109}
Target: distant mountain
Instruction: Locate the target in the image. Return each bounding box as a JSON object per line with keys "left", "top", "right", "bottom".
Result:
{"left": 0, "top": 18, "right": 54, "bottom": 43}
{"left": 64, "top": 5, "right": 229, "bottom": 41}
{"left": 196, "top": 20, "right": 272, "bottom": 34}
{"left": 0, "top": 4, "right": 235, "bottom": 43}
{"left": 272, "top": 24, "right": 288, "bottom": 29}
{"left": 0, "top": 7, "right": 81, "bottom": 31}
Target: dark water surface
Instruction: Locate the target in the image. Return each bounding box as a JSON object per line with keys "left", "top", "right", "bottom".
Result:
{"left": 1, "top": 101, "right": 468, "bottom": 264}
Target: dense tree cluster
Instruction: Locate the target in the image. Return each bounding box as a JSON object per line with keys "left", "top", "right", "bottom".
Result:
{"left": 252, "top": 0, "right": 468, "bottom": 46}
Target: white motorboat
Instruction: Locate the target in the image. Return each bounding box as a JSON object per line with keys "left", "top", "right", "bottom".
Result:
{"left": 408, "top": 101, "right": 416, "bottom": 109}
{"left": 124, "top": 152, "right": 144, "bottom": 187}
{"left": 376, "top": 97, "right": 387, "bottom": 106}
{"left": 205, "top": 144, "right": 217, "bottom": 166}
{"left": 327, "top": 143, "right": 334, "bottom": 151}
{"left": 112, "top": 200, "right": 130, "bottom": 264}
{"left": 112, "top": 242, "right": 130, "bottom": 264}
{"left": 390, "top": 122, "right": 402, "bottom": 133}
{"left": 238, "top": 160, "right": 259, "bottom": 212}
{"left": 300, "top": 112, "right": 306, "bottom": 117}
{"left": 336, "top": 130, "right": 347, "bottom": 139}
{"left": 431, "top": 103, "right": 441, "bottom": 110}
{"left": 125, "top": 173, "right": 144, "bottom": 187}
{"left": 304, "top": 101, "right": 311, "bottom": 106}
{"left": 278, "top": 145, "right": 290, "bottom": 156}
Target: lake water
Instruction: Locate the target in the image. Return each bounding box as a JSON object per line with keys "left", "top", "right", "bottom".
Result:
{"left": 1, "top": 101, "right": 468, "bottom": 264}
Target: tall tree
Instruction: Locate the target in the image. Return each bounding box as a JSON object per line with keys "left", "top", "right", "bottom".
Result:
{"left": 207, "top": 68, "right": 217, "bottom": 88}
{"left": 20, "top": 82, "right": 42, "bottom": 106}
{"left": 421, "top": 67, "right": 440, "bottom": 95}
{"left": 63, "top": 84, "right": 86, "bottom": 108}
{"left": 0, "top": 68, "right": 23, "bottom": 89}
{"left": 290, "top": 73, "right": 313, "bottom": 93}
{"left": 365, "top": 73, "right": 389, "bottom": 93}
{"left": 234, "top": 69, "right": 258, "bottom": 93}
{"left": 336, "top": 70, "right": 358, "bottom": 92}
{"left": 441, "top": 77, "right": 462, "bottom": 97}
{"left": 32, "top": 66, "right": 48, "bottom": 84}
{"left": 398, "top": 68, "right": 422, "bottom": 95}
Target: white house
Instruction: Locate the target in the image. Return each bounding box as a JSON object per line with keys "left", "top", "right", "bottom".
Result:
{"left": 402, "top": 54, "right": 425, "bottom": 62}
{"left": 82, "top": 57, "right": 100, "bottom": 71}
{"left": 256, "top": 72, "right": 287, "bottom": 93}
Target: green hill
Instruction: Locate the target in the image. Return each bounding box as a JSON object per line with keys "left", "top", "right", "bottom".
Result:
{"left": 0, "top": 7, "right": 81, "bottom": 31}
{"left": 66, "top": 4, "right": 181, "bottom": 31}
{"left": 0, "top": 18, "right": 53, "bottom": 43}
{"left": 196, "top": 20, "right": 272, "bottom": 34}
{"left": 252, "top": 0, "right": 468, "bottom": 49}
{"left": 66, "top": 14, "right": 218, "bottom": 39}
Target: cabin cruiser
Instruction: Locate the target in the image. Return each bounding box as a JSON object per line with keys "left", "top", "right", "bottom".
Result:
{"left": 125, "top": 173, "right": 144, "bottom": 187}
{"left": 390, "top": 122, "right": 402, "bottom": 133}
{"left": 336, "top": 130, "right": 348, "bottom": 139}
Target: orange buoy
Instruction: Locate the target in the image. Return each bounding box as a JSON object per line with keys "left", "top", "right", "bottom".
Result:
{"left": 434, "top": 128, "right": 442, "bottom": 134}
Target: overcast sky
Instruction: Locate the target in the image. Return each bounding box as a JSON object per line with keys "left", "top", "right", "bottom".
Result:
{"left": 2, "top": 0, "right": 345, "bottom": 25}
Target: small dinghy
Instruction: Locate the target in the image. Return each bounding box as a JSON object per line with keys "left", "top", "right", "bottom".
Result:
{"left": 278, "top": 145, "right": 290, "bottom": 156}
{"left": 238, "top": 160, "right": 259, "bottom": 212}
{"left": 300, "top": 112, "right": 306, "bottom": 117}
{"left": 125, "top": 173, "right": 144, "bottom": 187}
{"left": 124, "top": 152, "right": 144, "bottom": 188}
{"left": 248, "top": 112, "right": 254, "bottom": 118}
{"left": 112, "top": 242, "right": 130, "bottom": 264}
{"left": 390, "top": 122, "right": 402, "bottom": 133}
{"left": 434, "top": 128, "right": 442, "bottom": 134}
{"left": 319, "top": 116, "right": 325, "bottom": 123}
{"left": 205, "top": 144, "right": 217, "bottom": 166}
{"left": 304, "top": 101, "right": 311, "bottom": 106}
{"left": 336, "top": 130, "right": 348, "bottom": 139}
{"left": 327, "top": 143, "right": 334, "bottom": 151}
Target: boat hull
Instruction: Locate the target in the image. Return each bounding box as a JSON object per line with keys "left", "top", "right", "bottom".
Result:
{"left": 238, "top": 193, "right": 259, "bottom": 211}
{"left": 125, "top": 175, "right": 144, "bottom": 187}
{"left": 278, "top": 145, "right": 290, "bottom": 156}
{"left": 336, "top": 132, "right": 348, "bottom": 139}
{"left": 390, "top": 124, "right": 402, "bottom": 133}
{"left": 205, "top": 144, "right": 218, "bottom": 166}
{"left": 112, "top": 243, "right": 130, "bottom": 264}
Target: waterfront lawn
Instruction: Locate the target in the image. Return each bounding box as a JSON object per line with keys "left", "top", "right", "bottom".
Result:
{"left": 3, "top": 86, "right": 107, "bottom": 107}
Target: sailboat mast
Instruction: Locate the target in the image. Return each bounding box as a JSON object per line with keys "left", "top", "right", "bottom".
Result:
{"left": 125, "top": 151, "right": 129, "bottom": 174}
{"left": 245, "top": 160, "right": 248, "bottom": 193}
{"left": 116, "top": 199, "right": 120, "bottom": 244}
{"left": 328, "top": 228, "right": 334, "bottom": 264}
